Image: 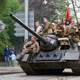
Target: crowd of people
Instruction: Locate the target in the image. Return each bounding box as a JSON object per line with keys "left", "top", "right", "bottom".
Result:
{"left": 3, "top": 46, "right": 17, "bottom": 66}
{"left": 34, "top": 17, "right": 80, "bottom": 39}
{"left": 21, "top": 16, "right": 80, "bottom": 55}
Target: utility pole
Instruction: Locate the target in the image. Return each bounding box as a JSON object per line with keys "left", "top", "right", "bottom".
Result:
{"left": 24, "top": 0, "right": 28, "bottom": 40}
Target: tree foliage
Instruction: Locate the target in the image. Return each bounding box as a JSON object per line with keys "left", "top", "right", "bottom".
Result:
{"left": 29, "top": 0, "right": 67, "bottom": 21}
{"left": 0, "top": 0, "right": 21, "bottom": 61}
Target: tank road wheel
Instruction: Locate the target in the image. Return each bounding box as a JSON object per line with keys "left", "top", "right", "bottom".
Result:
{"left": 72, "top": 69, "right": 80, "bottom": 75}
{"left": 52, "top": 69, "right": 64, "bottom": 74}
{"left": 43, "top": 69, "right": 64, "bottom": 74}
{"left": 34, "top": 69, "right": 64, "bottom": 75}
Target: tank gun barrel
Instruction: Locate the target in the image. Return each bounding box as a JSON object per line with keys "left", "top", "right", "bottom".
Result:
{"left": 10, "top": 13, "right": 46, "bottom": 44}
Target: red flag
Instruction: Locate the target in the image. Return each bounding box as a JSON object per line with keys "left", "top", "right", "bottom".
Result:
{"left": 65, "top": 7, "right": 72, "bottom": 25}
{"left": 65, "top": 7, "right": 72, "bottom": 21}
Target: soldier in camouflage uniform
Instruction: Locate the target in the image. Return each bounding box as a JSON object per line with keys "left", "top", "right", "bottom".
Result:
{"left": 55, "top": 23, "right": 64, "bottom": 37}
{"left": 22, "top": 36, "right": 40, "bottom": 54}
{"left": 42, "top": 16, "right": 55, "bottom": 35}
{"left": 34, "top": 20, "right": 43, "bottom": 34}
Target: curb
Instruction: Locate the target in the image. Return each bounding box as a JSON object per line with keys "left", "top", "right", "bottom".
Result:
{"left": 0, "top": 67, "right": 23, "bottom": 75}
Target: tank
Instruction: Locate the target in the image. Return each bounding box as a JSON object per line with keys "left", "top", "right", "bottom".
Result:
{"left": 10, "top": 13, "right": 80, "bottom": 75}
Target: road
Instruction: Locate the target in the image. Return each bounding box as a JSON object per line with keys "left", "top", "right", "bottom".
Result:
{"left": 1, "top": 73, "right": 80, "bottom": 80}
{"left": 0, "top": 67, "right": 80, "bottom": 80}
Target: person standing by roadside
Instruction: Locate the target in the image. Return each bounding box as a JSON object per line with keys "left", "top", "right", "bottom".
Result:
{"left": 3, "top": 46, "right": 11, "bottom": 66}
{"left": 10, "top": 47, "right": 17, "bottom": 66}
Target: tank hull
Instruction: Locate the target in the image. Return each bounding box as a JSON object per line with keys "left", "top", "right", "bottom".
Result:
{"left": 19, "top": 60, "right": 80, "bottom": 75}
{"left": 17, "top": 49, "right": 80, "bottom": 75}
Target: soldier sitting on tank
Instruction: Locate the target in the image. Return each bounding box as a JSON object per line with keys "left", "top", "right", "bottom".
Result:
{"left": 34, "top": 20, "right": 43, "bottom": 35}
{"left": 70, "top": 24, "right": 78, "bottom": 33}
{"left": 69, "top": 25, "right": 79, "bottom": 40}
{"left": 63, "top": 20, "right": 71, "bottom": 37}
{"left": 22, "top": 36, "right": 40, "bottom": 55}
{"left": 41, "top": 16, "right": 55, "bottom": 35}
{"left": 63, "top": 27, "right": 70, "bottom": 37}
{"left": 55, "top": 23, "right": 64, "bottom": 37}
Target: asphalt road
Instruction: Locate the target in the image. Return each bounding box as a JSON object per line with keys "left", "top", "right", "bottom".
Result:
{"left": 0, "top": 67, "right": 80, "bottom": 80}
{"left": 1, "top": 73, "right": 80, "bottom": 80}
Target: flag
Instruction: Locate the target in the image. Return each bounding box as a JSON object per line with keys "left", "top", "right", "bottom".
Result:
{"left": 65, "top": 7, "right": 72, "bottom": 25}
{"left": 65, "top": 7, "right": 72, "bottom": 21}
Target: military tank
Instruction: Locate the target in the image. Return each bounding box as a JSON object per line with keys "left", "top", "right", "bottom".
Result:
{"left": 10, "top": 13, "right": 80, "bottom": 75}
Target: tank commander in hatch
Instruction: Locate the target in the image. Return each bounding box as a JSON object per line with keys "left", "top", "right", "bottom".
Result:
{"left": 22, "top": 36, "right": 40, "bottom": 55}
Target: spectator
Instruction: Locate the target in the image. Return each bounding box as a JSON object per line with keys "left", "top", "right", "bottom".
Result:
{"left": 10, "top": 49, "right": 17, "bottom": 67}
{"left": 3, "top": 46, "right": 10, "bottom": 66}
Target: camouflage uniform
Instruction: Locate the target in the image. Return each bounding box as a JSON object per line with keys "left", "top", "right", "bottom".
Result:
{"left": 69, "top": 26, "right": 80, "bottom": 43}
{"left": 22, "top": 40, "right": 40, "bottom": 54}
{"left": 55, "top": 24, "right": 64, "bottom": 37}
{"left": 43, "top": 22, "right": 54, "bottom": 35}
{"left": 63, "top": 27, "right": 70, "bottom": 37}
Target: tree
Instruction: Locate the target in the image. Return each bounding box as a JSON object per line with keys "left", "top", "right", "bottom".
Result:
{"left": 29, "top": 0, "right": 67, "bottom": 21}
{"left": 0, "top": 0, "right": 22, "bottom": 61}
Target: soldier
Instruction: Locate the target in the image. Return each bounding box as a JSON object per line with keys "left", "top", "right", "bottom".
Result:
{"left": 63, "top": 27, "right": 70, "bottom": 37}
{"left": 42, "top": 16, "right": 55, "bottom": 35}
{"left": 55, "top": 23, "right": 64, "bottom": 37}
{"left": 22, "top": 36, "right": 40, "bottom": 54}
{"left": 34, "top": 20, "right": 43, "bottom": 35}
